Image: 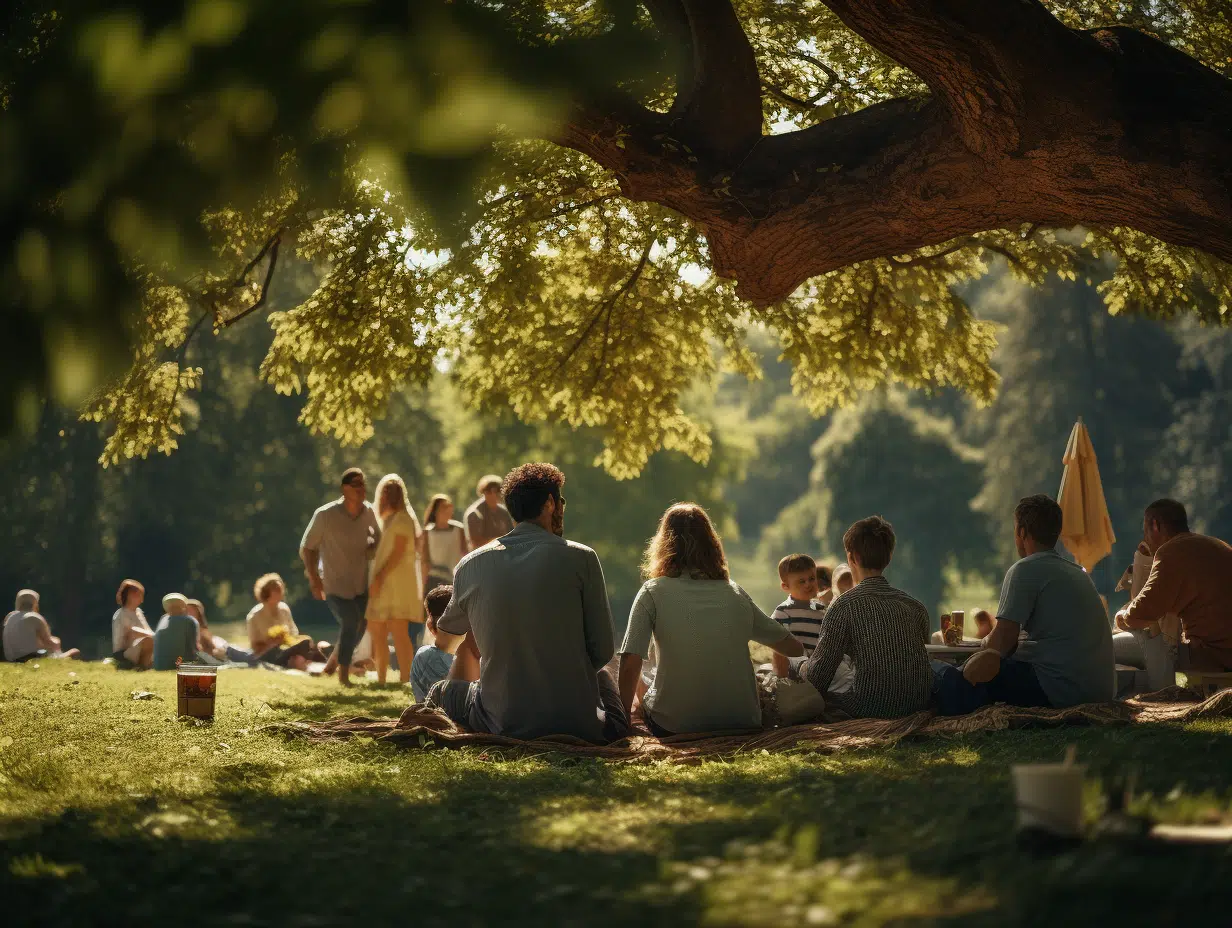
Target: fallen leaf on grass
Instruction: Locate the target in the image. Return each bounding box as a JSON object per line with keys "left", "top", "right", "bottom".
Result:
{"left": 130, "top": 691, "right": 162, "bottom": 701}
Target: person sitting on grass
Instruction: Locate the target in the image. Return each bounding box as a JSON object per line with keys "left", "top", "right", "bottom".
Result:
{"left": 410, "top": 585, "right": 459, "bottom": 703}
{"left": 831, "top": 563, "right": 855, "bottom": 598}
{"left": 932, "top": 495, "right": 1115, "bottom": 716}
{"left": 112, "top": 579, "right": 154, "bottom": 669}
{"left": 1114, "top": 498, "right": 1232, "bottom": 677}
{"left": 3, "top": 590, "right": 81, "bottom": 662}
{"left": 246, "top": 574, "right": 312, "bottom": 670}
{"left": 769, "top": 554, "right": 853, "bottom": 695}
{"left": 429, "top": 462, "right": 630, "bottom": 743}
{"left": 802, "top": 516, "right": 933, "bottom": 720}
{"left": 617, "top": 504, "right": 804, "bottom": 738}
{"left": 153, "top": 593, "right": 202, "bottom": 670}
{"left": 771, "top": 554, "right": 826, "bottom": 674}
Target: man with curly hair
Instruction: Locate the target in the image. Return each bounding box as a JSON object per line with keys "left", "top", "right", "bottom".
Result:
{"left": 429, "top": 462, "right": 630, "bottom": 743}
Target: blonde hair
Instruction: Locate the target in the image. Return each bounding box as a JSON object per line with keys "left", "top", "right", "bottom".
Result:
{"left": 642, "top": 503, "right": 729, "bottom": 581}
{"left": 375, "top": 473, "right": 408, "bottom": 517}
{"left": 253, "top": 573, "right": 285, "bottom": 603}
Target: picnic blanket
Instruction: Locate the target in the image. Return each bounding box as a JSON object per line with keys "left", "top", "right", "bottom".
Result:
{"left": 277, "top": 685, "right": 1232, "bottom": 763}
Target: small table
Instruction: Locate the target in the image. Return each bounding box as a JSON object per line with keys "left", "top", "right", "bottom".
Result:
{"left": 926, "top": 643, "right": 983, "bottom": 665}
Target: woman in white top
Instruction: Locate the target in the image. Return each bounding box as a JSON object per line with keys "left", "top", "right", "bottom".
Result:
{"left": 366, "top": 473, "right": 425, "bottom": 685}
{"left": 617, "top": 504, "right": 802, "bottom": 737}
{"left": 246, "top": 573, "right": 310, "bottom": 669}
{"left": 420, "top": 493, "right": 469, "bottom": 594}
{"left": 111, "top": 578, "right": 154, "bottom": 668}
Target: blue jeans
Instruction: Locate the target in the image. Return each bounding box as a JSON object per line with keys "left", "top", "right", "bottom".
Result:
{"left": 932, "top": 657, "right": 1051, "bottom": 716}
{"left": 326, "top": 594, "right": 369, "bottom": 666}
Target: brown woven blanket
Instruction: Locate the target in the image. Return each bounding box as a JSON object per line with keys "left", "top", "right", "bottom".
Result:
{"left": 278, "top": 686, "right": 1232, "bottom": 763}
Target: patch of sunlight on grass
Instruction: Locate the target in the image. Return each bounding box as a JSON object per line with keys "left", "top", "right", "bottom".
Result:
{"left": 652, "top": 830, "right": 998, "bottom": 925}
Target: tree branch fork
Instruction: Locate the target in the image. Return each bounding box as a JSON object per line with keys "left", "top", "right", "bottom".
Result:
{"left": 563, "top": 1, "right": 1232, "bottom": 306}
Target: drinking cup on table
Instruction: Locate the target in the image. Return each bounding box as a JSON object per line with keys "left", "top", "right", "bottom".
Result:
{"left": 1012, "top": 763, "right": 1086, "bottom": 837}
{"left": 944, "top": 610, "right": 965, "bottom": 646}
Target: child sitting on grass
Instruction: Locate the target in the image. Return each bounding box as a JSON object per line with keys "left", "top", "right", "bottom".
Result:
{"left": 772, "top": 554, "right": 853, "bottom": 694}
{"left": 410, "top": 586, "right": 461, "bottom": 703}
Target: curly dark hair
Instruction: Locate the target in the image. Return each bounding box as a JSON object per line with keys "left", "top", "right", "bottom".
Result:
{"left": 502, "top": 462, "right": 565, "bottom": 522}
{"left": 643, "top": 503, "right": 729, "bottom": 581}
{"left": 843, "top": 516, "right": 896, "bottom": 572}
{"left": 1014, "top": 494, "right": 1063, "bottom": 549}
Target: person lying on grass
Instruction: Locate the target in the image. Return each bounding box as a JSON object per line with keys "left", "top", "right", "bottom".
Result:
{"left": 3, "top": 589, "right": 81, "bottom": 662}
{"left": 932, "top": 494, "right": 1115, "bottom": 716}
{"left": 617, "top": 503, "right": 803, "bottom": 738}
{"left": 428, "top": 462, "right": 631, "bottom": 744}
{"left": 801, "top": 516, "right": 933, "bottom": 720}
{"left": 410, "top": 585, "right": 459, "bottom": 703}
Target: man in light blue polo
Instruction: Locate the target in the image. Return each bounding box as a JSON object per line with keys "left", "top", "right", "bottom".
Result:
{"left": 429, "top": 462, "right": 629, "bottom": 744}
{"left": 934, "top": 494, "right": 1115, "bottom": 714}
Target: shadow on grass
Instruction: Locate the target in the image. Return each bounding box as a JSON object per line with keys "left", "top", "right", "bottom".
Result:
{"left": 264, "top": 688, "right": 411, "bottom": 722}
{"left": 5, "top": 722, "right": 1232, "bottom": 926}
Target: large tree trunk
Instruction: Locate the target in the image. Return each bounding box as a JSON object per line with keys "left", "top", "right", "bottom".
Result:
{"left": 559, "top": 0, "right": 1232, "bottom": 305}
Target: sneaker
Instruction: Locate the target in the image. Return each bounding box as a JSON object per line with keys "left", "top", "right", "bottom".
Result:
{"left": 963, "top": 649, "right": 1002, "bottom": 685}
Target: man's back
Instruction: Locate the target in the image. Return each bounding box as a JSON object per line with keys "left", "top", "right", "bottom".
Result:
{"left": 439, "top": 522, "right": 613, "bottom": 741}
{"left": 465, "top": 498, "right": 514, "bottom": 548}
{"left": 3, "top": 611, "right": 42, "bottom": 661}
{"left": 1003, "top": 551, "right": 1115, "bottom": 707}
{"left": 153, "top": 614, "right": 200, "bottom": 671}
{"left": 806, "top": 577, "right": 932, "bottom": 719}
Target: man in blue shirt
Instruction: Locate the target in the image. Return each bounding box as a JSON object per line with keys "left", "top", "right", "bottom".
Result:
{"left": 934, "top": 494, "right": 1116, "bottom": 715}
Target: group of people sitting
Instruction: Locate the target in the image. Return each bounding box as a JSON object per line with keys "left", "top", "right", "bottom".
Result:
{"left": 402, "top": 465, "right": 1232, "bottom": 743}
{"left": 9, "top": 458, "right": 1231, "bottom": 747}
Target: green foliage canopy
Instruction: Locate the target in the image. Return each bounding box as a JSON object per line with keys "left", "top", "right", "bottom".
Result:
{"left": 3, "top": 1, "right": 1231, "bottom": 476}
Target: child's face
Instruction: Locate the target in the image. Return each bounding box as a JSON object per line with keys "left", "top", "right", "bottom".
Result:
{"left": 782, "top": 570, "right": 819, "bottom": 602}
{"left": 834, "top": 571, "right": 854, "bottom": 594}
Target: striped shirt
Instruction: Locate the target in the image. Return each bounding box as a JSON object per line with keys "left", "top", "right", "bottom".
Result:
{"left": 771, "top": 598, "right": 826, "bottom": 656}
{"left": 803, "top": 576, "right": 932, "bottom": 719}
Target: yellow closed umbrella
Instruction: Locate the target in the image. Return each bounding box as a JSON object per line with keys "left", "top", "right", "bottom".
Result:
{"left": 1057, "top": 418, "right": 1116, "bottom": 571}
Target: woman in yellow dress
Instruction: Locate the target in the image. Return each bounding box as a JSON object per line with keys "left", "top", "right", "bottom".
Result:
{"left": 366, "top": 474, "right": 425, "bottom": 685}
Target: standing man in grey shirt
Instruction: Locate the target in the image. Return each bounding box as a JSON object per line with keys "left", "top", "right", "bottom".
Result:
{"left": 463, "top": 474, "right": 515, "bottom": 550}
{"left": 429, "top": 462, "right": 630, "bottom": 743}
{"left": 300, "top": 467, "right": 381, "bottom": 686}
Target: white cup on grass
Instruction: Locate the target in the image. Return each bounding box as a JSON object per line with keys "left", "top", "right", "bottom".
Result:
{"left": 1012, "top": 763, "right": 1086, "bottom": 837}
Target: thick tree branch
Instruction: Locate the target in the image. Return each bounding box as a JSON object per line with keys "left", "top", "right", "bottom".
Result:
{"left": 556, "top": 2, "right": 1232, "bottom": 305}
{"left": 670, "top": 0, "right": 763, "bottom": 158}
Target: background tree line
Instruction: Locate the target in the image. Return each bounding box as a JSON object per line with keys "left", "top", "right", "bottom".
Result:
{"left": 3, "top": 261, "right": 1231, "bottom": 654}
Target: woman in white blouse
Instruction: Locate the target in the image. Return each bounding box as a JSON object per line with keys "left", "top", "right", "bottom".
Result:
{"left": 419, "top": 493, "right": 469, "bottom": 594}
{"left": 366, "top": 474, "right": 425, "bottom": 685}
{"left": 111, "top": 579, "right": 154, "bottom": 668}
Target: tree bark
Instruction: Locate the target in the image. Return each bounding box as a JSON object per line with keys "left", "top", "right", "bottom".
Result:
{"left": 557, "top": 0, "right": 1232, "bottom": 306}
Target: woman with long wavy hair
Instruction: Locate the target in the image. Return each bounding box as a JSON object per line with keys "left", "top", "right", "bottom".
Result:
{"left": 367, "top": 474, "right": 426, "bottom": 685}
{"left": 617, "top": 503, "right": 803, "bottom": 737}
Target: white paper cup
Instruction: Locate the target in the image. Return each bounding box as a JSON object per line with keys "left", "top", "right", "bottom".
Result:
{"left": 1012, "top": 763, "right": 1086, "bottom": 836}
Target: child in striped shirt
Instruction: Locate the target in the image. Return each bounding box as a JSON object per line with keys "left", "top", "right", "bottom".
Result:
{"left": 772, "top": 553, "right": 853, "bottom": 693}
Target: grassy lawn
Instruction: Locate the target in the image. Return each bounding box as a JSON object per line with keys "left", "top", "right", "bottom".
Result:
{"left": 4, "top": 663, "right": 1232, "bottom": 926}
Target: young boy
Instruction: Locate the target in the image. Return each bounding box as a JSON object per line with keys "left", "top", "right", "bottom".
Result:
{"left": 772, "top": 554, "right": 826, "bottom": 676}
{"left": 773, "top": 554, "right": 854, "bottom": 693}
{"left": 410, "top": 585, "right": 461, "bottom": 703}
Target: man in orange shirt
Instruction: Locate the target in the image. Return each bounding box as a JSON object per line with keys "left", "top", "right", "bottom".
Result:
{"left": 1115, "top": 499, "right": 1232, "bottom": 676}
